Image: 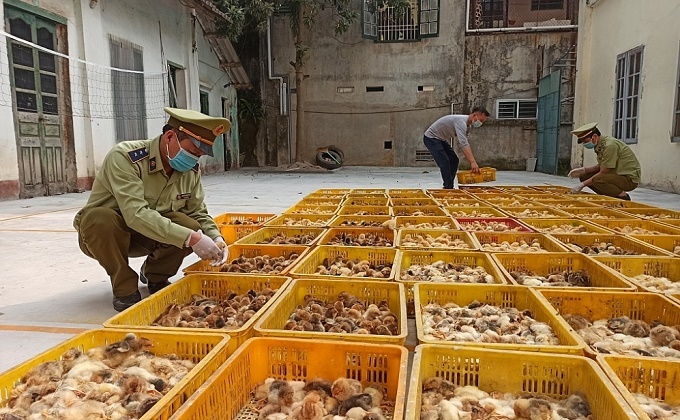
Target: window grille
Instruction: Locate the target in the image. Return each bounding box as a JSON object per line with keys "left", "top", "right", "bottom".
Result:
{"left": 496, "top": 99, "right": 538, "bottom": 119}
{"left": 363, "top": 0, "right": 439, "bottom": 42}
{"left": 613, "top": 46, "right": 643, "bottom": 144}
{"left": 110, "top": 36, "right": 147, "bottom": 142}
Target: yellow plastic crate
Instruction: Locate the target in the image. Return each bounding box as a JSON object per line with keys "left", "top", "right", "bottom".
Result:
{"left": 495, "top": 185, "right": 542, "bottom": 192}
{"left": 562, "top": 207, "right": 633, "bottom": 219}
{"left": 392, "top": 205, "right": 447, "bottom": 217}
{"left": 394, "top": 250, "right": 508, "bottom": 317}
{"left": 572, "top": 193, "right": 619, "bottom": 201}
{"left": 520, "top": 217, "right": 614, "bottom": 234}
{"left": 0, "top": 329, "right": 229, "bottom": 420}
{"left": 389, "top": 197, "right": 439, "bottom": 207}
{"left": 171, "top": 337, "right": 408, "bottom": 420}
{"left": 487, "top": 198, "right": 545, "bottom": 207}
{"left": 474, "top": 231, "right": 570, "bottom": 253}
{"left": 289, "top": 245, "right": 397, "bottom": 281}
{"left": 414, "top": 284, "right": 585, "bottom": 353}
{"left": 456, "top": 217, "right": 533, "bottom": 232}
{"left": 499, "top": 205, "right": 572, "bottom": 218}
{"left": 550, "top": 233, "right": 673, "bottom": 256}
{"left": 670, "top": 293, "right": 680, "bottom": 305}
{"left": 254, "top": 279, "right": 407, "bottom": 345}
{"left": 104, "top": 274, "right": 291, "bottom": 354}
{"left": 531, "top": 185, "right": 574, "bottom": 193}
{"left": 491, "top": 252, "right": 636, "bottom": 290}
{"left": 282, "top": 204, "right": 338, "bottom": 215}
{"left": 513, "top": 192, "right": 565, "bottom": 199}
{"left": 446, "top": 206, "right": 509, "bottom": 218}
{"left": 469, "top": 192, "right": 517, "bottom": 201}
{"left": 395, "top": 229, "right": 480, "bottom": 250}
{"left": 660, "top": 219, "right": 680, "bottom": 228}
{"left": 329, "top": 214, "right": 392, "bottom": 227}
{"left": 621, "top": 207, "right": 680, "bottom": 220}
{"left": 214, "top": 213, "right": 276, "bottom": 244}
{"left": 456, "top": 167, "right": 496, "bottom": 184}
{"left": 296, "top": 197, "right": 344, "bottom": 207}
{"left": 183, "top": 245, "right": 309, "bottom": 275}
{"left": 234, "top": 227, "right": 324, "bottom": 247}
{"left": 598, "top": 355, "right": 680, "bottom": 420}
{"left": 590, "top": 219, "right": 680, "bottom": 236}
{"left": 264, "top": 214, "right": 333, "bottom": 227}
{"left": 338, "top": 204, "right": 392, "bottom": 216}
{"left": 427, "top": 189, "right": 473, "bottom": 197}
{"left": 592, "top": 256, "right": 680, "bottom": 293}
{"left": 343, "top": 196, "right": 390, "bottom": 206}
{"left": 406, "top": 345, "right": 637, "bottom": 420}
{"left": 312, "top": 188, "right": 350, "bottom": 194}
{"left": 433, "top": 198, "right": 487, "bottom": 207}
{"left": 388, "top": 188, "right": 428, "bottom": 197}
{"left": 630, "top": 234, "right": 680, "bottom": 256}
{"left": 318, "top": 227, "right": 396, "bottom": 247}
{"left": 349, "top": 188, "right": 387, "bottom": 194}
{"left": 536, "top": 199, "right": 609, "bottom": 208}
{"left": 460, "top": 186, "right": 502, "bottom": 193}
{"left": 590, "top": 200, "right": 657, "bottom": 210}
{"left": 303, "top": 193, "right": 346, "bottom": 201}
{"left": 539, "top": 289, "right": 680, "bottom": 358}
{"left": 394, "top": 216, "right": 458, "bottom": 230}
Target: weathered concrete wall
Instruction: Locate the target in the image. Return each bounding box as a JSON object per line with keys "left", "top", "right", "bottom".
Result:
{"left": 268, "top": 0, "right": 467, "bottom": 166}
{"left": 573, "top": 0, "right": 680, "bottom": 193}
{"left": 463, "top": 30, "right": 577, "bottom": 170}
{"left": 267, "top": 3, "right": 577, "bottom": 168}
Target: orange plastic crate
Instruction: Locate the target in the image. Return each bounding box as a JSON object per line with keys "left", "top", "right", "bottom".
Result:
{"left": 213, "top": 213, "right": 276, "bottom": 243}
{"left": 317, "top": 227, "right": 396, "bottom": 247}
{"left": 264, "top": 214, "right": 334, "bottom": 227}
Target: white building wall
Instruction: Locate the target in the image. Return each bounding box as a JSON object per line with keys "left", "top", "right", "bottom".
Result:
{"left": 573, "top": 0, "right": 680, "bottom": 193}
{"left": 0, "top": 0, "right": 235, "bottom": 198}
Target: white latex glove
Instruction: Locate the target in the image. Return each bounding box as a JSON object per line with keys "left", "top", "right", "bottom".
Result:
{"left": 568, "top": 167, "right": 586, "bottom": 178}
{"left": 211, "top": 237, "right": 229, "bottom": 267}
{"left": 190, "top": 230, "right": 222, "bottom": 261}
{"left": 570, "top": 182, "right": 585, "bottom": 194}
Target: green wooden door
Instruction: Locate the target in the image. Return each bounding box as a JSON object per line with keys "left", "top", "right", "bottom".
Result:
{"left": 5, "top": 7, "right": 66, "bottom": 197}
{"left": 536, "top": 70, "right": 561, "bottom": 174}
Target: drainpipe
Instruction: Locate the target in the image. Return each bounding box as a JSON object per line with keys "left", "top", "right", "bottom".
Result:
{"left": 267, "top": 17, "right": 292, "bottom": 163}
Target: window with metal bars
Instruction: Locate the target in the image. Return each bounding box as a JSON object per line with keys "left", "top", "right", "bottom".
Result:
{"left": 496, "top": 99, "right": 537, "bottom": 119}
{"left": 672, "top": 43, "right": 680, "bottom": 142}
{"left": 362, "top": 0, "right": 440, "bottom": 42}
{"left": 200, "top": 90, "right": 210, "bottom": 115}
{"left": 531, "top": 0, "right": 564, "bottom": 11}
{"left": 110, "top": 36, "right": 147, "bottom": 142}
{"left": 613, "top": 46, "right": 643, "bottom": 144}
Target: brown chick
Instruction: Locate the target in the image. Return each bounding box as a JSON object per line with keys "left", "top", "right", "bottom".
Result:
{"left": 22, "top": 360, "right": 63, "bottom": 387}
{"left": 60, "top": 347, "right": 83, "bottom": 373}
{"left": 0, "top": 409, "right": 28, "bottom": 420}
{"left": 622, "top": 319, "right": 651, "bottom": 338}
{"left": 363, "top": 387, "right": 383, "bottom": 408}
{"left": 103, "top": 333, "right": 153, "bottom": 368}
{"left": 331, "top": 378, "right": 363, "bottom": 402}
{"left": 153, "top": 304, "right": 182, "bottom": 327}
{"left": 650, "top": 325, "right": 677, "bottom": 347}
{"left": 304, "top": 378, "right": 333, "bottom": 397}
{"left": 563, "top": 314, "right": 590, "bottom": 331}
{"left": 338, "top": 393, "right": 373, "bottom": 416}
{"left": 295, "top": 391, "right": 326, "bottom": 420}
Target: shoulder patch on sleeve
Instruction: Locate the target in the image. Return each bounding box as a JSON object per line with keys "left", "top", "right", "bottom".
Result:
{"left": 127, "top": 148, "right": 149, "bottom": 163}
{"left": 192, "top": 162, "right": 200, "bottom": 173}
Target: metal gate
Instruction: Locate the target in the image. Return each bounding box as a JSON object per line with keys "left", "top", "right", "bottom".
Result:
{"left": 5, "top": 6, "right": 67, "bottom": 197}
{"left": 536, "top": 70, "right": 561, "bottom": 174}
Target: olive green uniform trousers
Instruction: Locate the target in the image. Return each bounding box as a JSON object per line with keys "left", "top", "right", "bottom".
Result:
{"left": 77, "top": 208, "right": 199, "bottom": 297}
{"left": 579, "top": 172, "right": 637, "bottom": 198}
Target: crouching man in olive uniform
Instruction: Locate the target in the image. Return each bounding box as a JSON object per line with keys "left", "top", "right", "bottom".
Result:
{"left": 74, "top": 107, "right": 230, "bottom": 311}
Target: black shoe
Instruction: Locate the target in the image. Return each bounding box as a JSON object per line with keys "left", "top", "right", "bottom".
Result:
{"left": 148, "top": 281, "right": 171, "bottom": 294}
{"left": 139, "top": 262, "right": 148, "bottom": 284}
{"left": 619, "top": 194, "right": 631, "bottom": 201}
{"left": 112, "top": 290, "right": 142, "bottom": 312}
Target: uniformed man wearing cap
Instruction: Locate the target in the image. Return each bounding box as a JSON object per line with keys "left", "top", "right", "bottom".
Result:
{"left": 74, "top": 107, "right": 231, "bottom": 311}
{"left": 567, "top": 122, "right": 641, "bottom": 200}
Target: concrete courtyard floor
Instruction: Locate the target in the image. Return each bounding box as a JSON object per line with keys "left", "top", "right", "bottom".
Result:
{"left": 0, "top": 166, "right": 679, "bottom": 372}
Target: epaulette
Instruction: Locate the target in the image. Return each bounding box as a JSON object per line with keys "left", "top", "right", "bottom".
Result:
{"left": 192, "top": 162, "right": 200, "bottom": 173}
{"left": 127, "top": 148, "right": 149, "bottom": 163}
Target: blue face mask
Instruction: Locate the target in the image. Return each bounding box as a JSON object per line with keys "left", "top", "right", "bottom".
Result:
{"left": 584, "top": 142, "right": 595, "bottom": 149}
{"left": 166, "top": 137, "right": 200, "bottom": 172}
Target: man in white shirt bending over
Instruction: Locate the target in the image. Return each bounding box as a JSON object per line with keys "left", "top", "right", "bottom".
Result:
{"left": 423, "top": 106, "right": 489, "bottom": 189}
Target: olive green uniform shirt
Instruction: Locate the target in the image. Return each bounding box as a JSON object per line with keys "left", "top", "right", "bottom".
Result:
{"left": 594, "top": 136, "right": 641, "bottom": 184}
{"left": 73, "top": 136, "right": 221, "bottom": 248}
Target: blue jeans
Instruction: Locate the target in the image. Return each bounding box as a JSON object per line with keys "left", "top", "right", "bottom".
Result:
{"left": 423, "top": 136, "right": 459, "bottom": 189}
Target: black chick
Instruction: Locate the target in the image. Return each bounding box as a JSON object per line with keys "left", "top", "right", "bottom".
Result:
{"left": 303, "top": 378, "right": 333, "bottom": 397}
{"left": 338, "top": 393, "right": 373, "bottom": 416}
